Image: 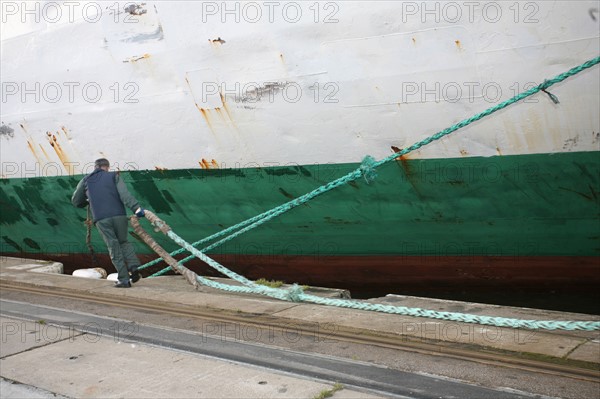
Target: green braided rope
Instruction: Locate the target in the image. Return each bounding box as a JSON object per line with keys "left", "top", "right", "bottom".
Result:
{"left": 373, "top": 56, "right": 600, "bottom": 168}
{"left": 166, "top": 230, "right": 303, "bottom": 301}
{"left": 297, "top": 293, "right": 600, "bottom": 331}
{"left": 149, "top": 266, "right": 172, "bottom": 277}
{"left": 164, "top": 246, "right": 297, "bottom": 300}
{"left": 143, "top": 56, "right": 600, "bottom": 278}
{"left": 166, "top": 230, "right": 256, "bottom": 288}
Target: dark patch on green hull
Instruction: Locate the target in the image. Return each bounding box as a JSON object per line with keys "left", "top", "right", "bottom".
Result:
{"left": 128, "top": 171, "right": 174, "bottom": 214}
{"left": 2, "top": 236, "right": 22, "bottom": 251}
{"left": 0, "top": 188, "right": 24, "bottom": 224}
{"left": 1, "top": 152, "right": 599, "bottom": 264}
{"left": 23, "top": 238, "right": 41, "bottom": 250}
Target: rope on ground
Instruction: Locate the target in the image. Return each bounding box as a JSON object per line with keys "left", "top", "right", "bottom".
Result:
{"left": 140, "top": 56, "right": 600, "bottom": 278}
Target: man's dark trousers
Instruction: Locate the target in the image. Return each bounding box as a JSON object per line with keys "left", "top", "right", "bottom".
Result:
{"left": 95, "top": 215, "right": 140, "bottom": 283}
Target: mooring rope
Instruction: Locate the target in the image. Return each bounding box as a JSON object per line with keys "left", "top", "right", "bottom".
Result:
{"left": 134, "top": 56, "right": 600, "bottom": 330}
{"left": 134, "top": 211, "right": 600, "bottom": 331}
{"left": 85, "top": 206, "right": 99, "bottom": 267}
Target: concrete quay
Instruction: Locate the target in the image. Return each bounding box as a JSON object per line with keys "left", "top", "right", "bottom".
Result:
{"left": 0, "top": 315, "right": 382, "bottom": 399}
{"left": 1, "top": 256, "right": 599, "bottom": 398}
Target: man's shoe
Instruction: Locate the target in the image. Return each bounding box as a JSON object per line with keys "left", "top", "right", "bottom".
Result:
{"left": 130, "top": 270, "right": 141, "bottom": 283}
{"left": 114, "top": 281, "right": 131, "bottom": 288}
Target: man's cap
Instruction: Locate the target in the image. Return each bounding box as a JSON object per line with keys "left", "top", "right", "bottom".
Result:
{"left": 94, "top": 158, "right": 110, "bottom": 168}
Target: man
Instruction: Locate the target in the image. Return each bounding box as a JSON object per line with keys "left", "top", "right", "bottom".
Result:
{"left": 72, "top": 158, "right": 145, "bottom": 288}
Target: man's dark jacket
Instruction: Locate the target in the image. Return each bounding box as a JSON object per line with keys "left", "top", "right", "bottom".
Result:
{"left": 72, "top": 169, "right": 139, "bottom": 222}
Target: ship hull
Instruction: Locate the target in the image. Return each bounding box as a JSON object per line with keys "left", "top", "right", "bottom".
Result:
{"left": 1, "top": 151, "right": 599, "bottom": 290}
{"left": 1, "top": 2, "right": 599, "bottom": 298}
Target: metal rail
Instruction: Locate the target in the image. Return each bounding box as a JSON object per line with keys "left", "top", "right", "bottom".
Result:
{"left": 1, "top": 281, "right": 598, "bottom": 384}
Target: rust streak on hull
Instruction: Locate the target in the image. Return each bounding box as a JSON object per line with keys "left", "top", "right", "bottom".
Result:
{"left": 47, "top": 132, "right": 72, "bottom": 172}
{"left": 219, "top": 92, "right": 237, "bottom": 127}
{"left": 196, "top": 104, "right": 216, "bottom": 132}
{"left": 26, "top": 140, "right": 41, "bottom": 163}
{"left": 38, "top": 144, "right": 51, "bottom": 161}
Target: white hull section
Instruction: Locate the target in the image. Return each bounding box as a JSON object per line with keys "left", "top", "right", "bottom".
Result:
{"left": 1, "top": 1, "right": 599, "bottom": 177}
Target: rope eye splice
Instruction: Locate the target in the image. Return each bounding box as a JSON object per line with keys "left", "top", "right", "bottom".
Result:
{"left": 286, "top": 284, "right": 305, "bottom": 303}
{"left": 539, "top": 79, "right": 561, "bottom": 104}
{"left": 359, "top": 155, "right": 378, "bottom": 184}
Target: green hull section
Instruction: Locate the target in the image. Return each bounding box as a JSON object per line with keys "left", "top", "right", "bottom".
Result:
{"left": 1, "top": 151, "right": 599, "bottom": 260}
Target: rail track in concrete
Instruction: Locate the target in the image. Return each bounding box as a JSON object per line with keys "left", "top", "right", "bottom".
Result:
{"left": 1, "top": 281, "right": 598, "bottom": 387}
